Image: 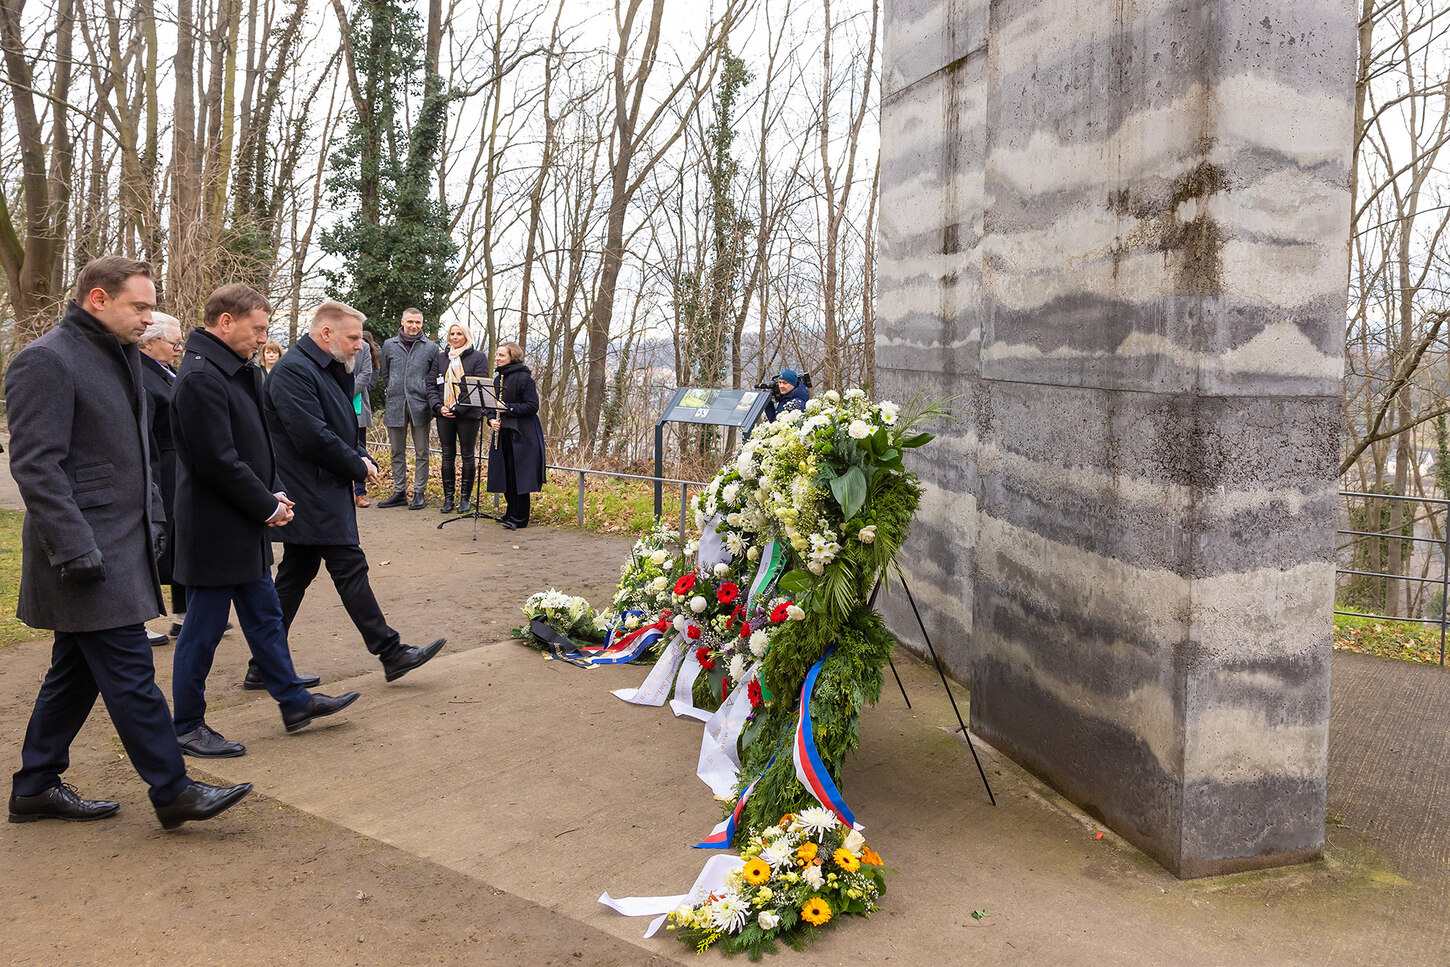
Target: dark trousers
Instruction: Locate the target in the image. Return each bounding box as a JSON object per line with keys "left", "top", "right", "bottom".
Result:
{"left": 436, "top": 416, "right": 481, "bottom": 500}
{"left": 170, "top": 582, "right": 188, "bottom": 615}
{"left": 13, "top": 624, "right": 191, "bottom": 805}
{"left": 499, "top": 432, "right": 530, "bottom": 525}
{"left": 354, "top": 426, "right": 368, "bottom": 497}
{"left": 173, "top": 577, "right": 311, "bottom": 734}
{"left": 273, "top": 543, "right": 402, "bottom": 659}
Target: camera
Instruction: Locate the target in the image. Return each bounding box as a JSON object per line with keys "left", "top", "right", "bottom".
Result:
{"left": 799, "top": 372, "right": 813, "bottom": 389}
{"left": 754, "top": 381, "right": 776, "bottom": 391}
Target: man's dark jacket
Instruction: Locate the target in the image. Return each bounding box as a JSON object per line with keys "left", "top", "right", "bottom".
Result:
{"left": 141, "top": 354, "right": 179, "bottom": 583}
{"left": 171, "top": 328, "right": 281, "bottom": 586}
{"left": 425, "top": 345, "right": 490, "bottom": 420}
{"left": 764, "top": 382, "right": 811, "bottom": 422}
{"left": 486, "top": 361, "right": 547, "bottom": 495}
{"left": 263, "top": 335, "right": 371, "bottom": 546}
{"left": 5, "top": 301, "right": 165, "bottom": 631}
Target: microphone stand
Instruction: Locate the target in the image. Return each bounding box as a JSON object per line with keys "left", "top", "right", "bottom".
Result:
{"left": 437, "top": 374, "right": 500, "bottom": 540}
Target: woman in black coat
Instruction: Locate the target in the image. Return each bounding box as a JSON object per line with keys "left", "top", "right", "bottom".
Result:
{"left": 486, "top": 342, "right": 547, "bottom": 529}
{"left": 426, "top": 323, "right": 490, "bottom": 514}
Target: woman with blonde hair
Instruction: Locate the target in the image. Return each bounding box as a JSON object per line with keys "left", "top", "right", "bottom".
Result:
{"left": 486, "top": 341, "right": 546, "bottom": 529}
{"left": 260, "top": 339, "right": 283, "bottom": 376}
{"left": 425, "top": 323, "right": 488, "bottom": 513}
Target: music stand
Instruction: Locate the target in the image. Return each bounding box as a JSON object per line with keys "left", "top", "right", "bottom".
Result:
{"left": 437, "top": 374, "right": 501, "bottom": 540}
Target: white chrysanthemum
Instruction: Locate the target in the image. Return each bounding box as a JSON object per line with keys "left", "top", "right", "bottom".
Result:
{"left": 843, "top": 829, "right": 866, "bottom": 855}
{"left": 710, "top": 894, "right": 750, "bottom": 933}
{"left": 787, "top": 604, "right": 805, "bottom": 621}
{"left": 778, "top": 409, "right": 803, "bottom": 425}
{"left": 726, "top": 512, "right": 742, "bottom": 527}
{"left": 722, "top": 482, "right": 740, "bottom": 505}
{"left": 844, "top": 387, "right": 865, "bottom": 399}
{"left": 673, "top": 614, "right": 688, "bottom": 632}
{"left": 807, "top": 560, "right": 825, "bottom": 575}
{"left": 757, "top": 910, "right": 780, "bottom": 930}
{"left": 802, "top": 865, "right": 825, "bottom": 889}
{"left": 877, "top": 400, "right": 899, "bottom": 424}
{"left": 713, "top": 562, "right": 731, "bottom": 578}
{"left": 847, "top": 419, "right": 871, "bottom": 439}
{"left": 690, "top": 595, "right": 707, "bottom": 614}
{"left": 858, "top": 525, "right": 877, "bottom": 544}
{"left": 723, "top": 532, "right": 744, "bottom": 556}
{"left": 793, "top": 806, "right": 838, "bottom": 839}
{"left": 804, "top": 397, "right": 822, "bottom": 414}
{"left": 729, "top": 653, "right": 747, "bottom": 682}
{"left": 823, "top": 389, "right": 841, "bottom": 403}
{"left": 705, "top": 498, "right": 719, "bottom": 518}
{"left": 685, "top": 539, "right": 699, "bottom": 555}
{"left": 760, "top": 841, "right": 794, "bottom": 868}
{"left": 749, "top": 629, "right": 769, "bottom": 657}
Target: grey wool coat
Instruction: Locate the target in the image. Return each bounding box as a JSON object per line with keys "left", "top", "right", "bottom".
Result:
{"left": 353, "top": 342, "right": 377, "bottom": 428}
{"left": 379, "top": 334, "right": 438, "bottom": 427}
{"left": 5, "top": 301, "right": 166, "bottom": 631}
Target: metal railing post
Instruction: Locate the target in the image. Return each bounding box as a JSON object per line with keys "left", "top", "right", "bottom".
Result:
{"left": 679, "top": 483, "right": 689, "bottom": 543}
{"left": 577, "top": 470, "right": 586, "bottom": 527}
{"left": 1440, "top": 511, "right": 1449, "bottom": 666}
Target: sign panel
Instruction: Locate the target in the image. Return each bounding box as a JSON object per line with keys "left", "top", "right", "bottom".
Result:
{"left": 662, "top": 387, "right": 771, "bottom": 428}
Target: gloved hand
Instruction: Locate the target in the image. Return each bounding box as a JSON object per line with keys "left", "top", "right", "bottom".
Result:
{"left": 60, "top": 549, "right": 106, "bottom": 584}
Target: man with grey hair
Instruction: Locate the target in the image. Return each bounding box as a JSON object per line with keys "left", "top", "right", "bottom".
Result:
{"left": 377, "top": 308, "right": 437, "bottom": 509}
{"left": 254, "top": 300, "right": 446, "bottom": 688}
{"left": 138, "top": 312, "right": 185, "bottom": 647}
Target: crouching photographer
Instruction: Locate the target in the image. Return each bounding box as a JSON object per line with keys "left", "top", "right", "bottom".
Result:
{"left": 759, "top": 369, "right": 812, "bottom": 422}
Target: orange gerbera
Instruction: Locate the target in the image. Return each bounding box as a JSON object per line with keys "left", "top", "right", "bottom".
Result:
{"left": 800, "top": 897, "right": 832, "bottom": 926}
{"left": 796, "top": 841, "right": 818, "bottom": 864}
{"left": 833, "top": 848, "right": 860, "bottom": 872}
{"left": 742, "top": 859, "right": 772, "bottom": 886}
{"left": 861, "top": 848, "right": 883, "bottom": 867}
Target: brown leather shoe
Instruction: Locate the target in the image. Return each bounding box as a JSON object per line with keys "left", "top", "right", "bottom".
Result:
{"left": 355, "top": 494, "right": 370, "bottom": 507}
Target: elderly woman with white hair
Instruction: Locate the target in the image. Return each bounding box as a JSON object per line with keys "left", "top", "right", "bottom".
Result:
{"left": 139, "top": 312, "right": 186, "bottom": 646}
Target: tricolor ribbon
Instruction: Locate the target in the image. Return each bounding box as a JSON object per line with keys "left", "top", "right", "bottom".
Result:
{"left": 793, "top": 644, "right": 860, "bottom": 830}
{"left": 694, "top": 749, "right": 775, "bottom": 849}
{"left": 585, "top": 611, "right": 662, "bottom": 664}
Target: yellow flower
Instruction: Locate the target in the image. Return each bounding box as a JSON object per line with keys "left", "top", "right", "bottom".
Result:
{"left": 861, "top": 848, "right": 883, "bottom": 866}
{"left": 834, "top": 848, "right": 860, "bottom": 872}
{"left": 796, "top": 842, "right": 818, "bottom": 865}
{"left": 801, "top": 897, "right": 832, "bottom": 926}
{"left": 742, "top": 859, "right": 772, "bottom": 886}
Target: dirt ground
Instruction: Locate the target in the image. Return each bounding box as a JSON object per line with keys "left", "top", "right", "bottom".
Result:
{"left": 4, "top": 452, "right": 1450, "bottom": 966}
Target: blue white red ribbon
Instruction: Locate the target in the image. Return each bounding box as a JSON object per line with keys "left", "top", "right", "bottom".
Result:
{"left": 793, "top": 644, "right": 859, "bottom": 829}
{"left": 584, "top": 611, "right": 662, "bottom": 664}
{"left": 693, "top": 770, "right": 761, "bottom": 849}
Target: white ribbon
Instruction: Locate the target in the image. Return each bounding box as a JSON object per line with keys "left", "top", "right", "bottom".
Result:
{"left": 696, "top": 661, "right": 760, "bottom": 797}
{"left": 613, "top": 633, "right": 687, "bottom": 706}
{"left": 669, "top": 647, "right": 712, "bottom": 721}
{"left": 696, "top": 512, "right": 732, "bottom": 569}
{"left": 599, "top": 854, "right": 745, "bottom": 938}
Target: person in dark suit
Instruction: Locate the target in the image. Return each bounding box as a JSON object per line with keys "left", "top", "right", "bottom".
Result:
{"left": 426, "top": 323, "right": 489, "bottom": 514}
{"left": 254, "top": 301, "right": 446, "bottom": 688}
{"left": 486, "top": 342, "right": 547, "bottom": 530}
{"left": 5, "top": 255, "right": 252, "bottom": 829}
{"left": 170, "top": 283, "right": 361, "bottom": 758}
{"left": 138, "top": 312, "right": 184, "bottom": 646}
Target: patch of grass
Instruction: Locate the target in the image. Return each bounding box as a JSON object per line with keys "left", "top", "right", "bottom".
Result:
{"left": 0, "top": 508, "right": 42, "bottom": 648}
{"left": 1333, "top": 614, "right": 1448, "bottom": 667}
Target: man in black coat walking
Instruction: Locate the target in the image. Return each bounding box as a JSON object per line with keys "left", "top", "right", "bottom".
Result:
{"left": 253, "top": 301, "right": 445, "bottom": 686}
{"left": 5, "top": 255, "right": 251, "bottom": 829}
{"left": 170, "top": 284, "right": 360, "bottom": 758}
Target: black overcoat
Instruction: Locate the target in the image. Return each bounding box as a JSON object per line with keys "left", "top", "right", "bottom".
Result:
{"left": 486, "top": 361, "right": 547, "bottom": 495}
{"left": 425, "top": 345, "right": 490, "bottom": 420}
{"left": 264, "top": 335, "right": 371, "bottom": 546}
{"left": 140, "top": 354, "right": 180, "bottom": 585}
{"left": 5, "top": 301, "right": 166, "bottom": 631}
{"left": 171, "top": 328, "right": 282, "bottom": 586}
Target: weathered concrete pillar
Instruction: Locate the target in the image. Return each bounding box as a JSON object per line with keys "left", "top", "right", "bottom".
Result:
{"left": 877, "top": 0, "right": 1353, "bottom": 876}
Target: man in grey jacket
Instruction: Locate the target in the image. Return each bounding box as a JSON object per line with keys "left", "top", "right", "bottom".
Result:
{"left": 376, "top": 308, "right": 437, "bottom": 510}
{"left": 5, "top": 255, "right": 252, "bottom": 829}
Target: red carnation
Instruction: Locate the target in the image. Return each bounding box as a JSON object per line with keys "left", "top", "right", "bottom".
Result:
{"left": 721, "top": 678, "right": 731, "bottom": 700}
{"left": 717, "top": 582, "right": 739, "bottom": 605}
{"left": 748, "top": 679, "right": 763, "bottom": 709}
{"left": 739, "top": 621, "right": 752, "bottom": 639}
{"left": 673, "top": 575, "right": 696, "bottom": 595}
{"left": 687, "top": 624, "right": 702, "bottom": 640}
{"left": 696, "top": 647, "right": 715, "bottom": 669}
{"left": 731, "top": 604, "right": 745, "bottom": 621}
{"left": 660, "top": 608, "right": 673, "bottom": 619}
{"left": 770, "top": 602, "right": 792, "bottom": 624}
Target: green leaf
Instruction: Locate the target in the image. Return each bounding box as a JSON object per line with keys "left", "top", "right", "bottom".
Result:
{"left": 971, "top": 909, "right": 987, "bottom": 921}
{"left": 869, "top": 426, "right": 890, "bottom": 456}
{"left": 899, "top": 431, "right": 935, "bottom": 448}
{"left": 829, "top": 465, "right": 868, "bottom": 520}
{"left": 777, "top": 569, "right": 814, "bottom": 594}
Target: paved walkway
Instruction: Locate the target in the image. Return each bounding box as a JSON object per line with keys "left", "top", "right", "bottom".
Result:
{"left": 1, "top": 445, "right": 1448, "bottom": 963}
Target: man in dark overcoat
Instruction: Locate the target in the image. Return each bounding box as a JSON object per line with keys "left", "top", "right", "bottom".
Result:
{"left": 5, "top": 255, "right": 252, "bottom": 829}
{"left": 247, "top": 301, "right": 445, "bottom": 687}
{"left": 139, "top": 311, "right": 185, "bottom": 644}
{"left": 170, "top": 283, "right": 360, "bottom": 758}
{"left": 377, "top": 308, "right": 438, "bottom": 509}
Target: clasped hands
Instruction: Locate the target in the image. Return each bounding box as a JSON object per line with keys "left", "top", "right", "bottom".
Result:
{"left": 267, "top": 492, "right": 296, "bottom": 526}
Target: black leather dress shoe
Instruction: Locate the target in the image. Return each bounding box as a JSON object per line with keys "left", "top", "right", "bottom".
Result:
{"left": 177, "top": 724, "right": 246, "bottom": 758}
{"left": 9, "top": 783, "right": 119, "bottom": 823}
{"left": 243, "top": 669, "right": 322, "bottom": 690}
{"left": 377, "top": 491, "right": 408, "bottom": 508}
{"left": 381, "top": 637, "right": 447, "bottom": 682}
{"left": 282, "top": 691, "right": 361, "bottom": 733}
{"left": 155, "top": 781, "right": 253, "bottom": 830}
{"left": 408, "top": 494, "right": 427, "bottom": 510}
{"left": 147, "top": 628, "right": 170, "bottom": 647}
